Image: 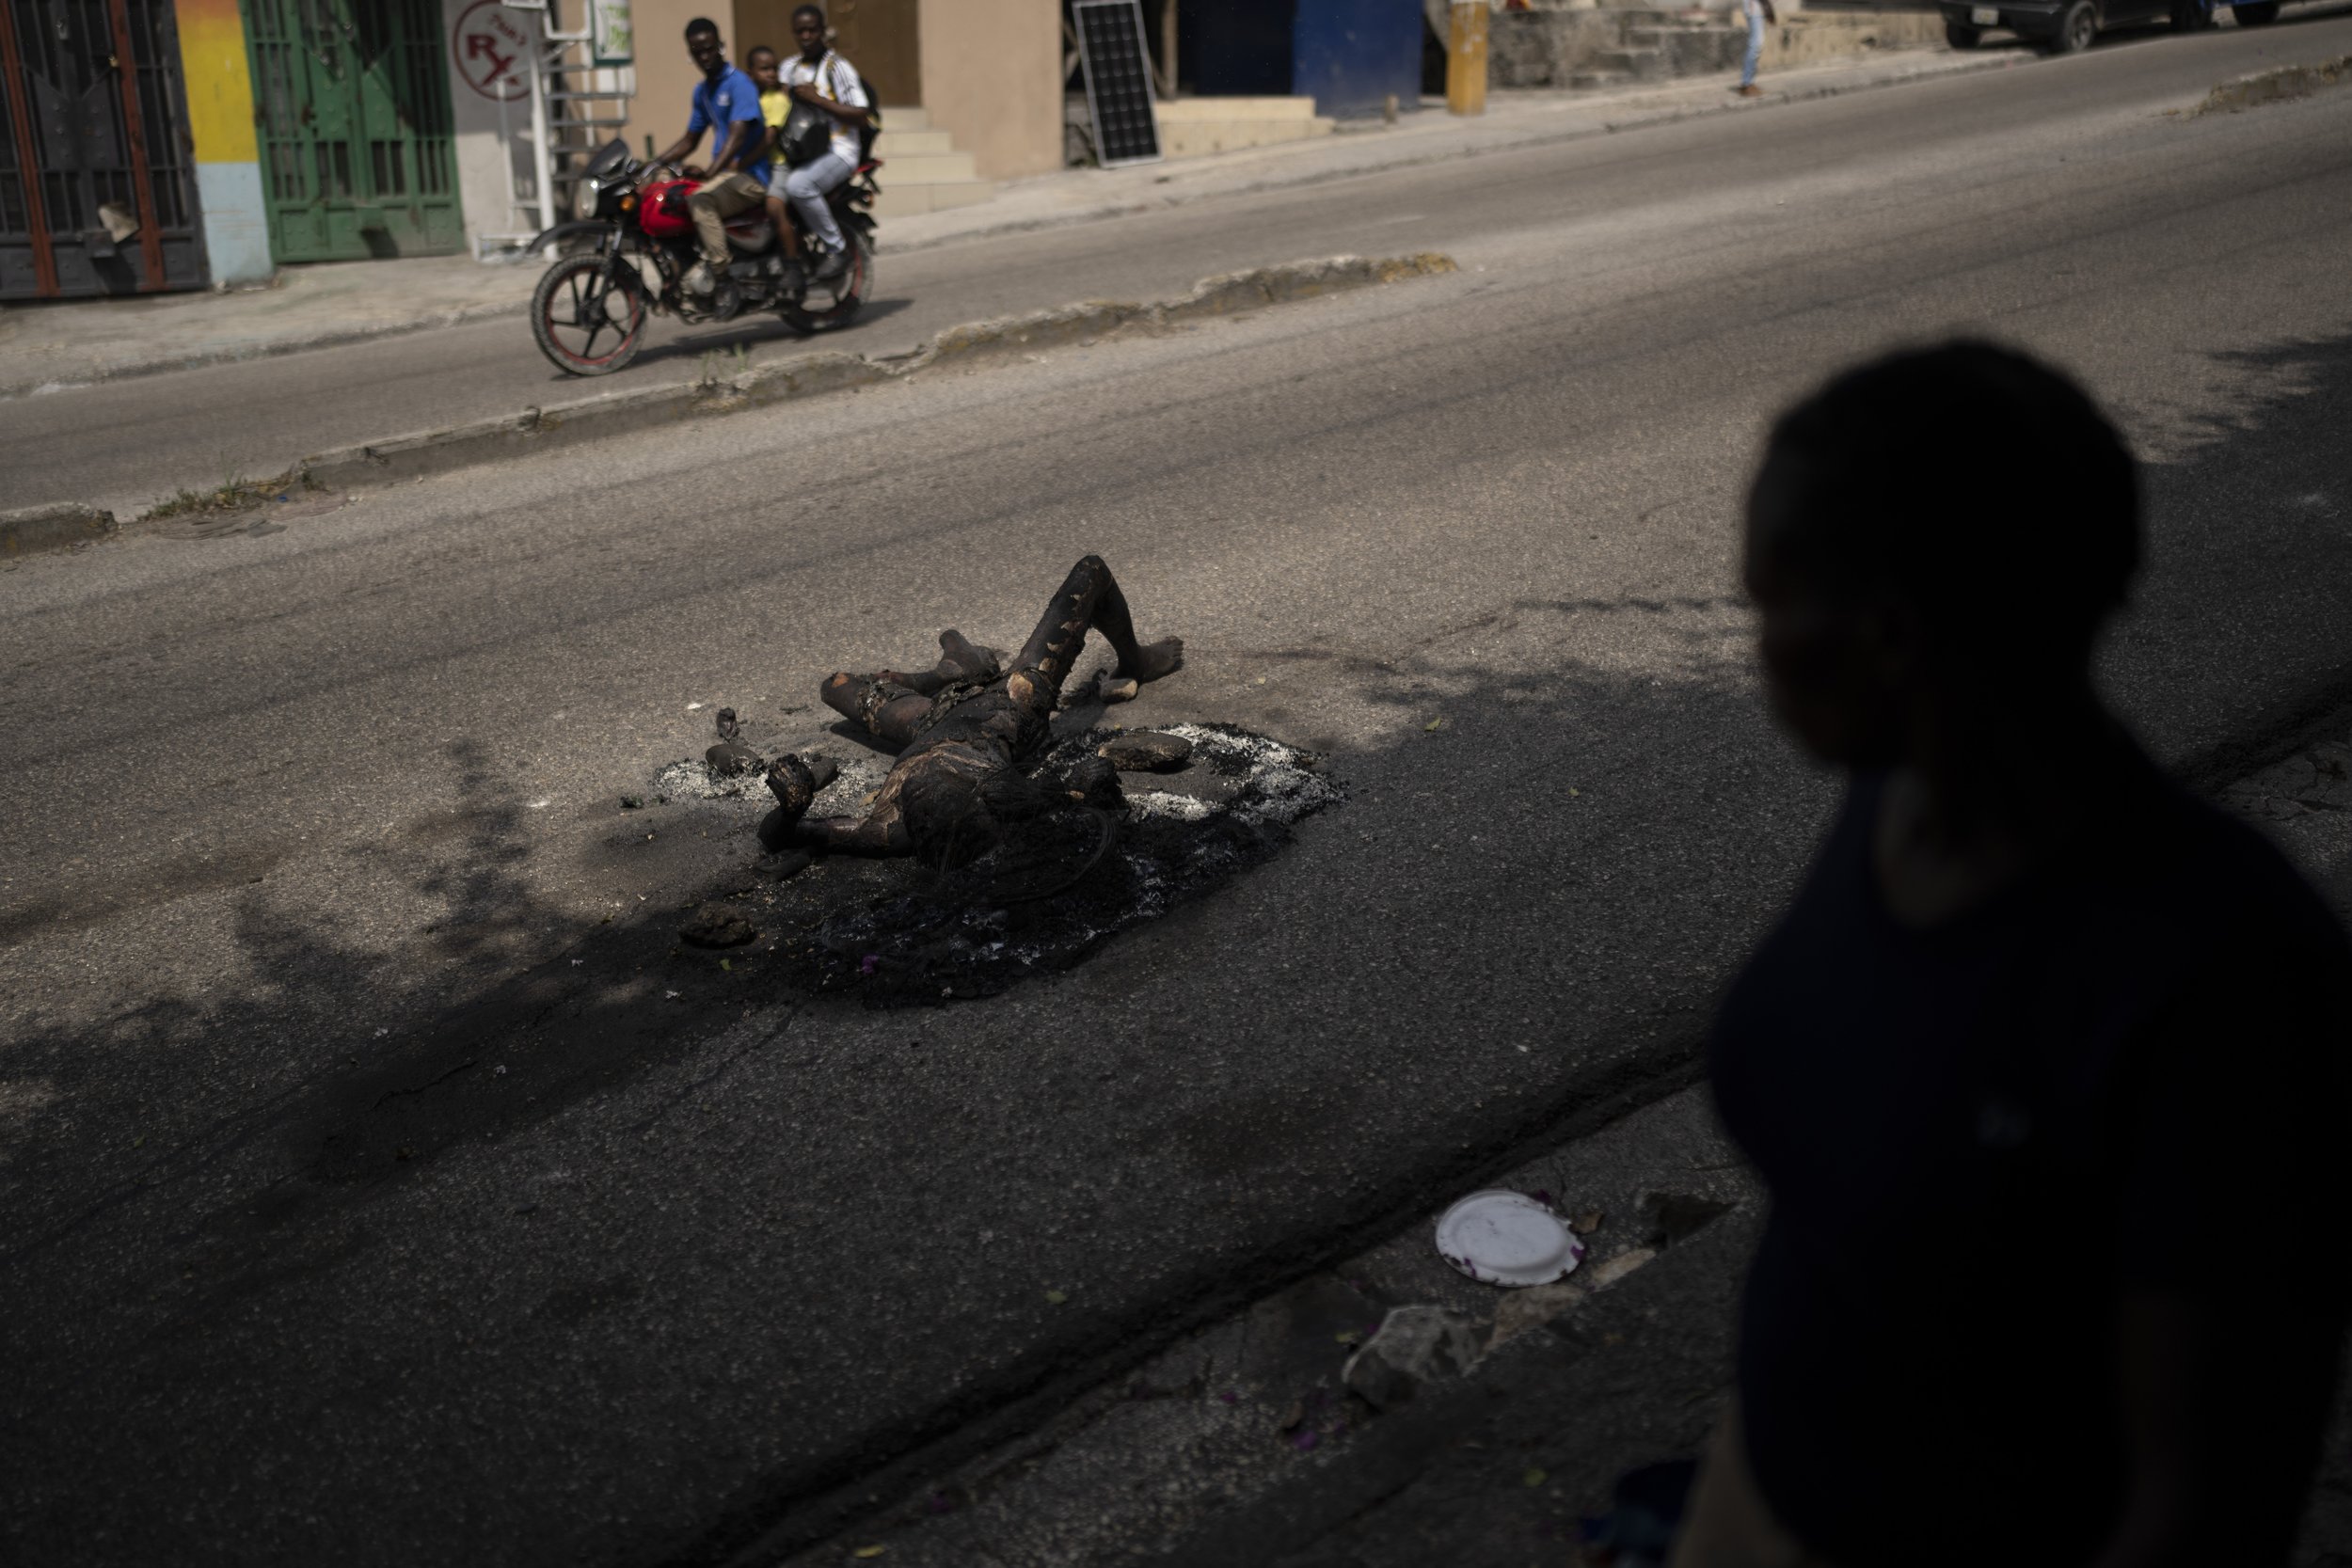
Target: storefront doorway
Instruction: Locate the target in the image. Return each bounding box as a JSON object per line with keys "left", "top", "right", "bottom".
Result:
{"left": 240, "top": 0, "right": 462, "bottom": 262}
{"left": 0, "top": 0, "right": 206, "bottom": 299}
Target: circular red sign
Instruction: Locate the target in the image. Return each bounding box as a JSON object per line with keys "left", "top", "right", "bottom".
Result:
{"left": 453, "top": 0, "right": 534, "bottom": 103}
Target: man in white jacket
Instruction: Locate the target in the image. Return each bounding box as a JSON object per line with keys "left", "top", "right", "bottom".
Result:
{"left": 770, "top": 5, "right": 872, "bottom": 283}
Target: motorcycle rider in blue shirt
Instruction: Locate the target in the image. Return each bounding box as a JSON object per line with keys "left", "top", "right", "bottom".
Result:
{"left": 651, "top": 16, "right": 771, "bottom": 297}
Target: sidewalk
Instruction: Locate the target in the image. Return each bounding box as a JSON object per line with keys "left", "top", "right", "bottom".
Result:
{"left": 0, "top": 42, "right": 2006, "bottom": 399}
{"left": 883, "top": 43, "right": 2011, "bottom": 255}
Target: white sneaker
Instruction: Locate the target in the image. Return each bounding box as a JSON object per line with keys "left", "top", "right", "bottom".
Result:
{"left": 683, "top": 261, "right": 717, "bottom": 296}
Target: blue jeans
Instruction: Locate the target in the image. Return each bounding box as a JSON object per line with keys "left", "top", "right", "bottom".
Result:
{"left": 1742, "top": 10, "right": 1765, "bottom": 86}
{"left": 771, "top": 151, "right": 854, "bottom": 252}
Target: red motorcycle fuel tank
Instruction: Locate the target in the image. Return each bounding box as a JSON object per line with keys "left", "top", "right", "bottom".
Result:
{"left": 639, "top": 177, "right": 698, "bottom": 241}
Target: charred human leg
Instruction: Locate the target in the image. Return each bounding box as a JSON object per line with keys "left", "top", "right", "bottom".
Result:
{"left": 821, "top": 631, "right": 1006, "bottom": 751}
{"left": 1009, "top": 555, "right": 1184, "bottom": 696}
{"left": 820, "top": 673, "right": 931, "bottom": 750}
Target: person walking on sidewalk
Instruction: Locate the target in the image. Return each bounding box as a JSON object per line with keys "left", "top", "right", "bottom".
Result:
{"left": 1677, "top": 342, "right": 2352, "bottom": 1566}
{"left": 1736, "top": 0, "right": 1775, "bottom": 97}
{"left": 651, "top": 17, "right": 772, "bottom": 298}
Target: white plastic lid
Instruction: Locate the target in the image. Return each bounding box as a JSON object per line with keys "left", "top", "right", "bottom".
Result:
{"left": 1434, "top": 1189, "right": 1584, "bottom": 1288}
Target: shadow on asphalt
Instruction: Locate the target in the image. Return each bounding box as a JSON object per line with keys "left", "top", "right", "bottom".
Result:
{"left": 543, "top": 296, "right": 917, "bottom": 387}
{"left": 5, "top": 327, "right": 2352, "bottom": 1565}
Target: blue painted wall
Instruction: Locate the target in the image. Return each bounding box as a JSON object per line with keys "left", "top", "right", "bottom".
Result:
{"left": 1292, "top": 0, "right": 1422, "bottom": 116}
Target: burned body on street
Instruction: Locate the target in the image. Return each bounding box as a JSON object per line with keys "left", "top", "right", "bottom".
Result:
{"left": 649, "top": 557, "right": 1339, "bottom": 1003}
{"left": 764, "top": 554, "right": 1186, "bottom": 864}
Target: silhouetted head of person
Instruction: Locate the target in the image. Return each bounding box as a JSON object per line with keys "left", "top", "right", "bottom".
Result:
{"left": 1744, "top": 341, "right": 2140, "bottom": 769}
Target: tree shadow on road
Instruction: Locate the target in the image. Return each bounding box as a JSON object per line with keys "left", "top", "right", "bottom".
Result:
{"left": 540, "top": 296, "right": 916, "bottom": 387}
{"left": 2105, "top": 327, "right": 2352, "bottom": 785}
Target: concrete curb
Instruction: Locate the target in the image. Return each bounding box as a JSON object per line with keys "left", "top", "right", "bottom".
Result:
{"left": 295, "top": 255, "right": 1456, "bottom": 496}
{"left": 2, "top": 500, "right": 117, "bottom": 559}
{"left": 2195, "top": 52, "right": 2349, "bottom": 113}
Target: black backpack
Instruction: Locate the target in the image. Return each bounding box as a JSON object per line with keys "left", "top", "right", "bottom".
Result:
{"left": 782, "top": 53, "right": 881, "bottom": 169}
{"left": 778, "top": 99, "right": 833, "bottom": 168}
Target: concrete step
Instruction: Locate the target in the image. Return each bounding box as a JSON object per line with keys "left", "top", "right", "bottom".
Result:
{"left": 1566, "top": 68, "right": 1637, "bottom": 88}
{"left": 871, "top": 128, "right": 952, "bottom": 157}
{"left": 1160, "top": 117, "right": 1333, "bottom": 159}
{"left": 1154, "top": 95, "right": 1336, "bottom": 160}
{"left": 1155, "top": 95, "right": 1325, "bottom": 122}
{"left": 865, "top": 104, "right": 999, "bottom": 225}
{"left": 872, "top": 150, "right": 979, "bottom": 184}
{"left": 869, "top": 178, "right": 995, "bottom": 220}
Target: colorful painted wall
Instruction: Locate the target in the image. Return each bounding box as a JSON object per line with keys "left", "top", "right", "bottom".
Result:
{"left": 172, "top": 0, "right": 272, "bottom": 284}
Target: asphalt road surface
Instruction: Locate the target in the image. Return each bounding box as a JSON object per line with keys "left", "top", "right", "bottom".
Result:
{"left": 0, "top": 16, "right": 2333, "bottom": 517}
{"left": 6, "top": 16, "right": 2352, "bottom": 1566}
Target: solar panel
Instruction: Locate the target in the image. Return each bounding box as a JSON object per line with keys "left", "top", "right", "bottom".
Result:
{"left": 1073, "top": 0, "right": 1163, "bottom": 168}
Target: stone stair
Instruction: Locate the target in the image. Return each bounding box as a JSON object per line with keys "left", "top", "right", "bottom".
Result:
{"left": 866, "top": 108, "right": 995, "bottom": 221}
{"left": 1569, "top": 14, "right": 1747, "bottom": 86}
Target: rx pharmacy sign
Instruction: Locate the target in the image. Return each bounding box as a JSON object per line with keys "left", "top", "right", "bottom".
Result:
{"left": 453, "top": 1, "right": 537, "bottom": 103}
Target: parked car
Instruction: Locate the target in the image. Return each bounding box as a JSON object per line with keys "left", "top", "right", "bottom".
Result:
{"left": 1939, "top": 0, "right": 2277, "bottom": 55}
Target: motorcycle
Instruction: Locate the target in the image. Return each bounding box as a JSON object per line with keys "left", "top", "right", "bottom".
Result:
{"left": 525, "top": 137, "right": 878, "bottom": 377}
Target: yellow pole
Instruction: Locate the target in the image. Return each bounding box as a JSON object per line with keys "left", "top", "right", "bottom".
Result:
{"left": 1447, "top": 2, "right": 1489, "bottom": 118}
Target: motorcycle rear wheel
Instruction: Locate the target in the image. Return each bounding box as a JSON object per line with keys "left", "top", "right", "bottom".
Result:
{"left": 777, "top": 230, "right": 871, "bottom": 337}
{"left": 533, "top": 253, "right": 648, "bottom": 376}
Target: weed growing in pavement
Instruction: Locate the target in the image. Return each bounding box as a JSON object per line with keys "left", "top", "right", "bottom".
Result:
{"left": 694, "top": 343, "right": 754, "bottom": 389}
{"left": 142, "top": 469, "right": 310, "bottom": 523}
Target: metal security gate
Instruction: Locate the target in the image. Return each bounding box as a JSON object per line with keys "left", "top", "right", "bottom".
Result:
{"left": 242, "top": 0, "right": 459, "bottom": 262}
{"left": 0, "top": 0, "right": 205, "bottom": 299}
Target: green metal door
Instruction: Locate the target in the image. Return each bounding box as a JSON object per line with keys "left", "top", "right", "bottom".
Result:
{"left": 241, "top": 0, "right": 460, "bottom": 262}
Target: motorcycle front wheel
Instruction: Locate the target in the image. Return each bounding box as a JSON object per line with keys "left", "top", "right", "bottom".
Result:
{"left": 532, "top": 252, "right": 648, "bottom": 376}
{"left": 778, "top": 230, "right": 871, "bottom": 337}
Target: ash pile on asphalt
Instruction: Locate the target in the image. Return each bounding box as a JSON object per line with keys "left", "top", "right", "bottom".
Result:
{"left": 778, "top": 722, "right": 1341, "bottom": 1006}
